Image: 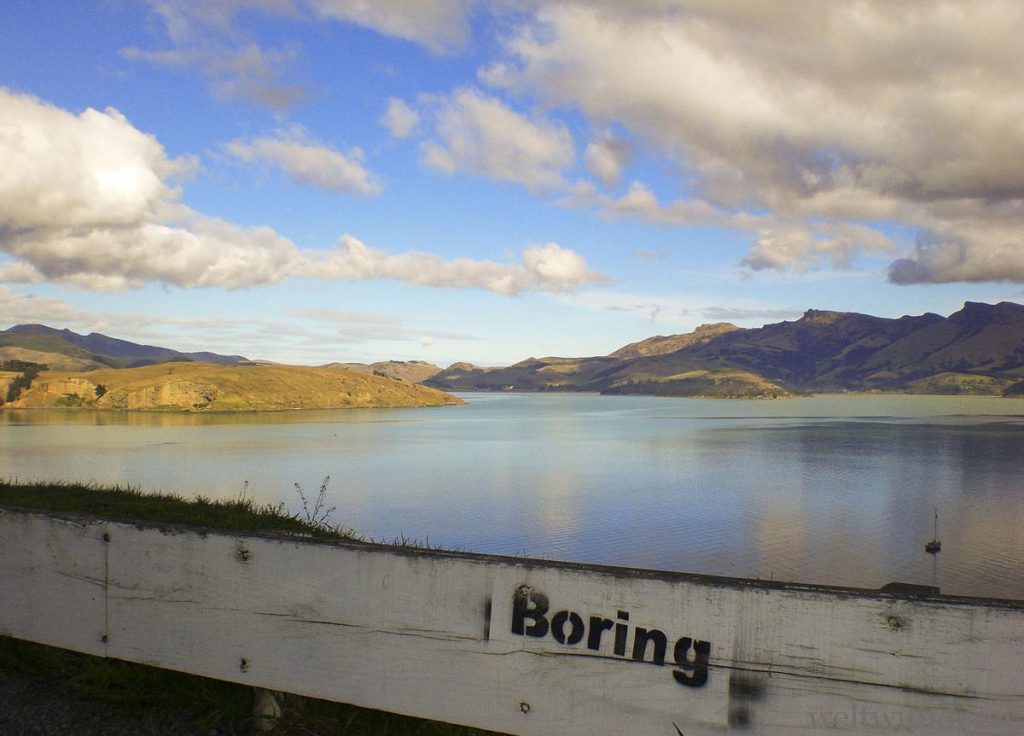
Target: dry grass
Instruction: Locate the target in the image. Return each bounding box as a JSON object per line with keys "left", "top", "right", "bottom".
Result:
{"left": 12, "top": 361, "right": 463, "bottom": 412}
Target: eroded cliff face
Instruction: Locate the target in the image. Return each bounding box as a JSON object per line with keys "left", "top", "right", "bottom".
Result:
{"left": 99, "top": 381, "right": 219, "bottom": 410}
{"left": 6, "top": 362, "right": 462, "bottom": 412}
{"left": 14, "top": 377, "right": 101, "bottom": 408}
{"left": 101, "top": 382, "right": 218, "bottom": 411}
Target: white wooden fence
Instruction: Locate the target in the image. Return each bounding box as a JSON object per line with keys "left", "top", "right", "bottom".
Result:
{"left": 1, "top": 505, "right": 1023, "bottom": 735}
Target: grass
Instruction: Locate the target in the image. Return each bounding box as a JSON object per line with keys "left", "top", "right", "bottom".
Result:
{"left": 0, "top": 480, "right": 502, "bottom": 735}
{"left": 11, "top": 361, "right": 463, "bottom": 412}
{"left": 0, "top": 479, "right": 354, "bottom": 540}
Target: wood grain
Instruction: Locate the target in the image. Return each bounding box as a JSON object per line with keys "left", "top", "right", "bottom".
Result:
{"left": 2, "top": 506, "right": 1022, "bottom": 735}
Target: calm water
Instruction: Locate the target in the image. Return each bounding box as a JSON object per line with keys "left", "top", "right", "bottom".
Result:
{"left": 2, "top": 393, "right": 1023, "bottom": 599}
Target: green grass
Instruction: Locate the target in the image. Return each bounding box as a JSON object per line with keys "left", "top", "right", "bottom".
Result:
{"left": 0, "top": 481, "right": 502, "bottom": 735}
{"left": 0, "top": 479, "right": 354, "bottom": 540}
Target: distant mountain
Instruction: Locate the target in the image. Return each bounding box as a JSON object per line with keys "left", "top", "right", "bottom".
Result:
{"left": 0, "top": 324, "right": 250, "bottom": 369}
{"left": 322, "top": 360, "right": 442, "bottom": 384}
{"left": 426, "top": 302, "right": 1024, "bottom": 398}
{"left": 610, "top": 322, "right": 740, "bottom": 359}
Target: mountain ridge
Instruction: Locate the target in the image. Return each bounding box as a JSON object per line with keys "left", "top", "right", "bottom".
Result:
{"left": 1, "top": 324, "right": 249, "bottom": 369}
{"left": 7, "top": 301, "right": 1024, "bottom": 400}
{"left": 426, "top": 301, "right": 1024, "bottom": 398}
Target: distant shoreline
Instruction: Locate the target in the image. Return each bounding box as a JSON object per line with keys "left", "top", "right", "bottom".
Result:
{"left": 448, "top": 387, "right": 1024, "bottom": 400}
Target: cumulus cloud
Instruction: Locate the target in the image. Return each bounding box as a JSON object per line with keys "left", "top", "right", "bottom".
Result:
{"left": 566, "top": 176, "right": 897, "bottom": 272}
{"left": 0, "top": 261, "right": 44, "bottom": 283}
{"left": 487, "top": 0, "right": 1024, "bottom": 282}
{"left": 227, "top": 126, "right": 381, "bottom": 196}
{"left": 420, "top": 88, "right": 575, "bottom": 193}
{"left": 888, "top": 226, "right": 1024, "bottom": 284}
{"left": 590, "top": 181, "right": 720, "bottom": 226}
{"left": 380, "top": 98, "right": 420, "bottom": 139}
{"left": 741, "top": 222, "right": 896, "bottom": 272}
{"left": 0, "top": 88, "right": 191, "bottom": 234}
{"left": 0, "top": 89, "right": 600, "bottom": 296}
{"left": 5, "top": 215, "right": 299, "bottom": 291}
{"left": 302, "top": 237, "right": 605, "bottom": 295}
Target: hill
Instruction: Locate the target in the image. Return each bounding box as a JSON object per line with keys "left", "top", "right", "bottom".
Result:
{"left": 322, "top": 360, "right": 442, "bottom": 383}
{"left": 0, "top": 324, "right": 249, "bottom": 369}
{"left": 426, "top": 301, "right": 1024, "bottom": 398}
{"left": 610, "top": 322, "right": 740, "bottom": 358}
{"left": 6, "top": 362, "right": 462, "bottom": 412}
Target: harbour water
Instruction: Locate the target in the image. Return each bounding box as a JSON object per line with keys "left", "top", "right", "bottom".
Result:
{"left": 2, "top": 393, "right": 1022, "bottom": 599}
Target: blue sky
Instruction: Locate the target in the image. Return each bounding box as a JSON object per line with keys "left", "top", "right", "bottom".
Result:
{"left": 2, "top": 1, "right": 1022, "bottom": 365}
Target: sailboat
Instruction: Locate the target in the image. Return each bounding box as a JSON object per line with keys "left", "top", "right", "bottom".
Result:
{"left": 925, "top": 508, "right": 941, "bottom": 554}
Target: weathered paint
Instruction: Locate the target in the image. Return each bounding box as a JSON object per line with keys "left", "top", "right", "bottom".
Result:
{"left": 1, "top": 505, "right": 1022, "bottom": 735}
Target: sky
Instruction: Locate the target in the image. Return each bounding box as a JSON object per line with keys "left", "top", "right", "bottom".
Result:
{"left": 1, "top": 1, "right": 1023, "bottom": 366}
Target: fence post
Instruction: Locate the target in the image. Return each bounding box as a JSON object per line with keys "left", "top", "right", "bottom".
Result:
{"left": 253, "top": 688, "right": 283, "bottom": 732}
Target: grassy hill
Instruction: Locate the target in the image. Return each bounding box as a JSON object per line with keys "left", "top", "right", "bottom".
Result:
{"left": 0, "top": 324, "right": 249, "bottom": 369}
{"left": 610, "top": 322, "right": 740, "bottom": 359}
{"left": 427, "top": 301, "right": 1024, "bottom": 398}
{"left": 601, "top": 368, "right": 791, "bottom": 398}
{"left": 8, "top": 362, "right": 462, "bottom": 412}
{"left": 0, "top": 345, "right": 106, "bottom": 371}
{"left": 323, "top": 360, "right": 442, "bottom": 384}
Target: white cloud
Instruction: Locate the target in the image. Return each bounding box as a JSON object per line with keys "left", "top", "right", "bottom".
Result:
{"left": 380, "top": 98, "right": 420, "bottom": 139}
{"left": 888, "top": 225, "right": 1024, "bottom": 284}
{"left": 558, "top": 288, "right": 802, "bottom": 329}
{"left": 0, "top": 88, "right": 191, "bottom": 233}
{"left": 122, "top": 39, "right": 306, "bottom": 111}
{"left": 487, "top": 1, "right": 1024, "bottom": 282}
{"left": 138, "top": 1, "right": 299, "bottom": 44}
{"left": 522, "top": 242, "right": 596, "bottom": 291}
{"left": 309, "top": 0, "right": 474, "bottom": 54}
{"left": 584, "top": 133, "right": 631, "bottom": 186}
{"left": 421, "top": 88, "right": 575, "bottom": 193}
{"left": 303, "top": 236, "right": 606, "bottom": 295}
{"left": 0, "top": 89, "right": 602, "bottom": 296}
{"left": 228, "top": 126, "right": 381, "bottom": 196}
{"left": 5, "top": 215, "right": 299, "bottom": 291}
{"left": 741, "top": 222, "right": 896, "bottom": 272}
{"left": 589, "top": 181, "right": 720, "bottom": 226}
{"left": 568, "top": 175, "right": 899, "bottom": 272}
{"left": 0, "top": 261, "right": 44, "bottom": 283}
{"left": 0, "top": 286, "right": 93, "bottom": 328}
{"left": 124, "top": 0, "right": 475, "bottom": 110}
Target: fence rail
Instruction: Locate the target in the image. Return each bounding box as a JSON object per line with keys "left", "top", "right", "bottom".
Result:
{"left": 2, "top": 505, "right": 1022, "bottom": 735}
